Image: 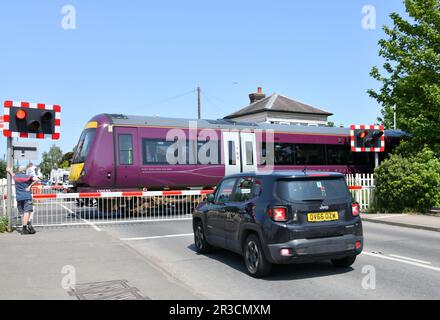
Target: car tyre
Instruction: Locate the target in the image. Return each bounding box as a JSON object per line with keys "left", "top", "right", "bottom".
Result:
{"left": 194, "top": 221, "right": 212, "bottom": 254}
{"left": 243, "top": 234, "right": 272, "bottom": 278}
{"left": 331, "top": 255, "right": 357, "bottom": 267}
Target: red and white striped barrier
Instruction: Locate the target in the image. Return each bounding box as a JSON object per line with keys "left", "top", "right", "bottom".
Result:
{"left": 27, "top": 187, "right": 372, "bottom": 200}
{"left": 348, "top": 186, "right": 373, "bottom": 190}
{"left": 32, "top": 189, "right": 215, "bottom": 199}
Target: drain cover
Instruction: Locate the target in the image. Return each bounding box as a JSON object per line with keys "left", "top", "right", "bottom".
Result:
{"left": 68, "top": 280, "right": 149, "bottom": 300}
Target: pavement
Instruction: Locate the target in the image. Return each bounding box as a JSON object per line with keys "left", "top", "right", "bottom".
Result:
{"left": 0, "top": 226, "right": 201, "bottom": 300}
{"left": 361, "top": 213, "right": 440, "bottom": 232}
{"left": 2, "top": 216, "right": 440, "bottom": 299}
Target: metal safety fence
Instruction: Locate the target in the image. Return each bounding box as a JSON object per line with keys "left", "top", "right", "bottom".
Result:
{"left": 0, "top": 174, "right": 375, "bottom": 228}
{"left": 9, "top": 190, "right": 213, "bottom": 227}
{"left": 345, "top": 174, "right": 375, "bottom": 211}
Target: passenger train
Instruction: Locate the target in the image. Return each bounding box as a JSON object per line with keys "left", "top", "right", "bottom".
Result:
{"left": 69, "top": 113, "right": 405, "bottom": 193}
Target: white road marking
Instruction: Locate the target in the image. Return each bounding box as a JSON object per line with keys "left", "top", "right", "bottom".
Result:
{"left": 58, "top": 203, "right": 102, "bottom": 232}
{"left": 81, "top": 219, "right": 102, "bottom": 232}
{"left": 59, "top": 204, "right": 74, "bottom": 214}
{"left": 389, "top": 254, "right": 432, "bottom": 265}
{"left": 362, "top": 251, "right": 440, "bottom": 272}
{"left": 121, "top": 233, "right": 194, "bottom": 241}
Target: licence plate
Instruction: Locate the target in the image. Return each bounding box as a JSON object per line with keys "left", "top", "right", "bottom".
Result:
{"left": 307, "top": 211, "right": 339, "bottom": 222}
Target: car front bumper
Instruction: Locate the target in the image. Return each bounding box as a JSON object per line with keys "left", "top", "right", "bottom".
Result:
{"left": 265, "top": 234, "right": 363, "bottom": 264}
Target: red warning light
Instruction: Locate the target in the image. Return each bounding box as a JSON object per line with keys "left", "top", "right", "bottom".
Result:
{"left": 15, "top": 109, "right": 27, "bottom": 120}
{"left": 358, "top": 131, "right": 368, "bottom": 139}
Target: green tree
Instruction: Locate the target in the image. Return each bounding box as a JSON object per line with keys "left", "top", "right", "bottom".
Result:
{"left": 40, "top": 145, "right": 63, "bottom": 176}
{"left": 368, "top": 0, "right": 440, "bottom": 152}
{"left": 375, "top": 147, "right": 440, "bottom": 213}
{"left": 58, "top": 151, "right": 74, "bottom": 169}
{"left": 0, "top": 160, "right": 6, "bottom": 179}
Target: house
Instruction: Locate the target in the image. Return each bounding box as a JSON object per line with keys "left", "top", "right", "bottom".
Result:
{"left": 223, "top": 87, "right": 333, "bottom": 126}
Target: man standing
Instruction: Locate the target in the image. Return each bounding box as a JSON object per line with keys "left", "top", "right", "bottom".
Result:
{"left": 6, "top": 166, "right": 40, "bottom": 235}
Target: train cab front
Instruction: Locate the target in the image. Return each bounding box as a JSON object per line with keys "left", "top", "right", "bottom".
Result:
{"left": 69, "top": 120, "right": 98, "bottom": 191}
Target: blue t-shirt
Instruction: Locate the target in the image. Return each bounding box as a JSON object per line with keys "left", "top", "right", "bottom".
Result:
{"left": 14, "top": 173, "right": 33, "bottom": 201}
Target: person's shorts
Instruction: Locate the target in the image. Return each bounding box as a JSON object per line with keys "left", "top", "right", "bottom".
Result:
{"left": 17, "top": 200, "right": 33, "bottom": 215}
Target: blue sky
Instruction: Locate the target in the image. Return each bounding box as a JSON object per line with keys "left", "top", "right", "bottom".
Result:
{"left": 0, "top": 0, "right": 406, "bottom": 163}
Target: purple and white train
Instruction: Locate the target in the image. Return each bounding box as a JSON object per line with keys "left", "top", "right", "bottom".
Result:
{"left": 69, "top": 113, "right": 404, "bottom": 192}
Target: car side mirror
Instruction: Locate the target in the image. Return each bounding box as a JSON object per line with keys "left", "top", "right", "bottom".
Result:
{"left": 206, "top": 194, "right": 215, "bottom": 204}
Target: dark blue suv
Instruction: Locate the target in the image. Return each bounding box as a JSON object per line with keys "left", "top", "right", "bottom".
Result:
{"left": 192, "top": 171, "right": 363, "bottom": 277}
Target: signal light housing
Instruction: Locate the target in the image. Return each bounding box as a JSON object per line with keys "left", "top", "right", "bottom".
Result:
{"left": 3, "top": 101, "right": 61, "bottom": 139}
{"left": 350, "top": 125, "right": 385, "bottom": 152}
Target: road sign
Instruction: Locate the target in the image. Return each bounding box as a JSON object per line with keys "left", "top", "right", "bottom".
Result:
{"left": 3, "top": 100, "right": 61, "bottom": 139}
{"left": 12, "top": 141, "right": 38, "bottom": 160}
{"left": 350, "top": 125, "right": 385, "bottom": 152}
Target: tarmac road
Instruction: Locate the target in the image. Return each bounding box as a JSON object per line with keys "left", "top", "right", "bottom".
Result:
{"left": 96, "top": 219, "right": 440, "bottom": 300}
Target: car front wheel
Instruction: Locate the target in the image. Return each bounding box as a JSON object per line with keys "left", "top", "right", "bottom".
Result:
{"left": 194, "top": 221, "right": 212, "bottom": 254}
{"left": 243, "top": 234, "right": 272, "bottom": 278}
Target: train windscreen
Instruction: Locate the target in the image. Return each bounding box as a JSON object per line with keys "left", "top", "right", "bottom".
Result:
{"left": 71, "top": 128, "right": 96, "bottom": 164}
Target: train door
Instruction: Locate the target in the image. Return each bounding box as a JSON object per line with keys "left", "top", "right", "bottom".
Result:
{"left": 222, "top": 131, "right": 257, "bottom": 175}
{"left": 222, "top": 131, "right": 241, "bottom": 176}
{"left": 239, "top": 132, "right": 257, "bottom": 173}
{"left": 115, "top": 127, "right": 140, "bottom": 187}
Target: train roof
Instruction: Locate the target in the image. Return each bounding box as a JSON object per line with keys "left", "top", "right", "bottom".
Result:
{"left": 225, "top": 170, "right": 345, "bottom": 179}
{"left": 99, "top": 113, "right": 407, "bottom": 137}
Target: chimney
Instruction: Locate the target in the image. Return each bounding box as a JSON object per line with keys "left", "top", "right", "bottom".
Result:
{"left": 249, "top": 87, "right": 266, "bottom": 104}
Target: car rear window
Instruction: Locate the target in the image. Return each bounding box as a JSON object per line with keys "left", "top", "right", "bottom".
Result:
{"left": 276, "top": 178, "right": 350, "bottom": 201}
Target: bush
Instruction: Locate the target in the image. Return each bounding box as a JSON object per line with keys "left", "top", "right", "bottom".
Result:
{"left": 375, "top": 147, "right": 440, "bottom": 213}
{"left": 0, "top": 216, "right": 8, "bottom": 233}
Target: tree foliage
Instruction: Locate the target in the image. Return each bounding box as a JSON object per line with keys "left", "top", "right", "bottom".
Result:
{"left": 58, "top": 151, "right": 74, "bottom": 169}
{"left": 368, "top": 0, "right": 440, "bottom": 152}
{"left": 0, "top": 160, "right": 6, "bottom": 179}
{"left": 39, "top": 145, "right": 63, "bottom": 176}
{"left": 375, "top": 147, "right": 440, "bottom": 213}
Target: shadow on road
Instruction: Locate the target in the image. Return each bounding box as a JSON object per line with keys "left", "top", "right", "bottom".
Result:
{"left": 187, "top": 244, "right": 354, "bottom": 281}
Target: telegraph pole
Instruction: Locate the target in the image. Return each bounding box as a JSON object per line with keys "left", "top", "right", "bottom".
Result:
{"left": 197, "top": 86, "right": 201, "bottom": 119}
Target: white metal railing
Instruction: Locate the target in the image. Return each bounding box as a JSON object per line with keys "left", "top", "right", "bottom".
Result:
{"left": 345, "top": 174, "right": 375, "bottom": 210}
{"left": 0, "top": 174, "right": 375, "bottom": 227}
{"left": 14, "top": 190, "right": 213, "bottom": 227}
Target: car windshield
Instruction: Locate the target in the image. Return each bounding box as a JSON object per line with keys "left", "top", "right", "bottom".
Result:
{"left": 277, "top": 178, "right": 350, "bottom": 202}
{"left": 71, "top": 128, "right": 96, "bottom": 164}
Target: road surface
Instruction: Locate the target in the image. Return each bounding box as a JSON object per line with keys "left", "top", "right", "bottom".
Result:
{"left": 92, "top": 219, "right": 440, "bottom": 300}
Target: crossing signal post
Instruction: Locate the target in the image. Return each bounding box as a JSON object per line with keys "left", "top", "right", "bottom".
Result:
{"left": 350, "top": 125, "right": 385, "bottom": 169}
{"left": 3, "top": 100, "right": 61, "bottom": 231}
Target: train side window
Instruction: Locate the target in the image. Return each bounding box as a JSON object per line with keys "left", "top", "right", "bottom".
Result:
{"left": 352, "top": 152, "right": 374, "bottom": 165}
{"left": 327, "top": 145, "right": 349, "bottom": 165}
{"left": 274, "top": 143, "right": 295, "bottom": 165}
{"left": 143, "top": 139, "right": 172, "bottom": 164}
{"left": 228, "top": 141, "right": 236, "bottom": 165}
{"left": 118, "top": 134, "right": 133, "bottom": 165}
{"left": 245, "top": 141, "right": 254, "bottom": 165}
{"left": 197, "top": 140, "right": 220, "bottom": 165}
{"left": 295, "top": 144, "right": 325, "bottom": 165}
{"left": 259, "top": 142, "right": 266, "bottom": 165}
